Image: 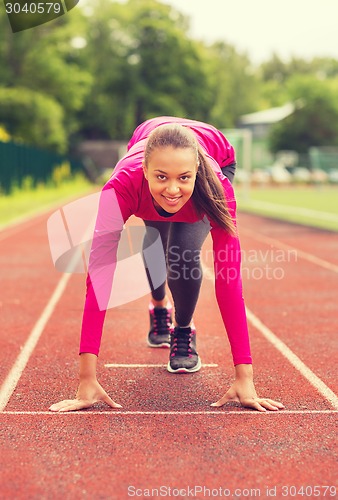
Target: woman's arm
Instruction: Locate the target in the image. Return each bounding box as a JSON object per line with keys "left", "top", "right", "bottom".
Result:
{"left": 210, "top": 181, "right": 284, "bottom": 411}
{"left": 49, "top": 185, "right": 132, "bottom": 412}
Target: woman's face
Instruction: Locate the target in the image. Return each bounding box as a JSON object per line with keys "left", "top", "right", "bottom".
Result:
{"left": 143, "top": 146, "right": 198, "bottom": 213}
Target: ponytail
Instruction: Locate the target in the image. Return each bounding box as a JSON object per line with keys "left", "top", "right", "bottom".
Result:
{"left": 193, "top": 147, "right": 236, "bottom": 236}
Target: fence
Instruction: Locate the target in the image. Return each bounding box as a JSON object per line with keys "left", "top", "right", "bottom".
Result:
{"left": 309, "top": 147, "right": 338, "bottom": 172}
{"left": 0, "top": 140, "right": 85, "bottom": 194}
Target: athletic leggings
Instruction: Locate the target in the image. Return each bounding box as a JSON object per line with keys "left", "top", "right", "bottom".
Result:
{"left": 142, "top": 218, "right": 211, "bottom": 326}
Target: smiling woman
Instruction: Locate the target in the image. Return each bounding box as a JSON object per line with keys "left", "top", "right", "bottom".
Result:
{"left": 142, "top": 123, "right": 236, "bottom": 234}
{"left": 143, "top": 146, "right": 197, "bottom": 212}
{"left": 49, "top": 116, "right": 284, "bottom": 414}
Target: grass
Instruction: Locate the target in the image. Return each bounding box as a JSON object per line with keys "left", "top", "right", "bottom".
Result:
{"left": 0, "top": 174, "right": 96, "bottom": 228}
{"left": 2, "top": 176, "right": 337, "bottom": 233}
{"left": 236, "top": 185, "right": 338, "bottom": 232}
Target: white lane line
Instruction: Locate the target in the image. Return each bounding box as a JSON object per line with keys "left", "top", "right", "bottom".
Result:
{"left": 240, "top": 227, "right": 338, "bottom": 274}
{"left": 246, "top": 308, "right": 338, "bottom": 410}
{"left": 104, "top": 363, "right": 218, "bottom": 368}
{"left": 0, "top": 410, "right": 337, "bottom": 416}
{"left": 0, "top": 273, "right": 72, "bottom": 411}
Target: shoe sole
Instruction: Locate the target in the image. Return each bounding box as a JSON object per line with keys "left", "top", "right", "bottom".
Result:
{"left": 167, "top": 357, "right": 202, "bottom": 374}
{"left": 147, "top": 340, "right": 170, "bottom": 348}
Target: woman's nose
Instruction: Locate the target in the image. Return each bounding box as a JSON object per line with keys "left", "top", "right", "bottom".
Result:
{"left": 166, "top": 183, "right": 180, "bottom": 195}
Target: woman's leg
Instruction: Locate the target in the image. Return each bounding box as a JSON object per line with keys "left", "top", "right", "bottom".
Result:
{"left": 142, "top": 219, "right": 171, "bottom": 302}
{"left": 167, "top": 218, "right": 211, "bottom": 326}
{"left": 165, "top": 217, "right": 211, "bottom": 372}
{"left": 143, "top": 220, "right": 172, "bottom": 348}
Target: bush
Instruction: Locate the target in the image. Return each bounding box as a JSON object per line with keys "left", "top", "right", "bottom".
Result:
{"left": 0, "top": 87, "right": 67, "bottom": 153}
{"left": 51, "top": 161, "right": 71, "bottom": 186}
{"left": 0, "top": 124, "right": 10, "bottom": 142}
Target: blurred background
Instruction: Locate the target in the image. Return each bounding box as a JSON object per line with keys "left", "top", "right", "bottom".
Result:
{"left": 1, "top": 0, "right": 337, "bottom": 231}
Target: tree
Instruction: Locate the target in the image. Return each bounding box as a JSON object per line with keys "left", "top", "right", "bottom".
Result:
{"left": 0, "top": 87, "right": 66, "bottom": 152}
{"left": 205, "top": 42, "right": 260, "bottom": 129}
{"left": 76, "top": 0, "right": 214, "bottom": 139}
{"left": 0, "top": 9, "right": 92, "bottom": 151}
{"left": 268, "top": 76, "right": 338, "bottom": 154}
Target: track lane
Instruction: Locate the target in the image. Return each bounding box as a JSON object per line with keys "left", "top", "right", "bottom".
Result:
{"left": 238, "top": 212, "right": 338, "bottom": 266}
{"left": 1, "top": 210, "right": 337, "bottom": 499}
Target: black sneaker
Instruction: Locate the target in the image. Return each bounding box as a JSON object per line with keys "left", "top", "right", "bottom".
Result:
{"left": 167, "top": 325, "right": 202, "bottom": 373}
{"left": 147, "top": 302, "right": 172, "bottom": 348}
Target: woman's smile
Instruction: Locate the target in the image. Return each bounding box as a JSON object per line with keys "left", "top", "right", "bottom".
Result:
{"left": 161, "top": 194, "right": 183, "bottom": 206}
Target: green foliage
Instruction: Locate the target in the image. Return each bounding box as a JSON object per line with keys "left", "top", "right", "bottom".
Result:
{"left": 260, "top": 54, "right": 338, "bottom": 83}
{"left": 268, "top": 76, "right": 338, "bottom": 154}
{"left": 0, "top": 124, "right": 11, "bottom": 142}
{"left": 51, "top": 161, "right": 72, "bottom": 186}
{"left": 1, "top": 1, "right": 338, "bottom": 154}
{"left": 0, "top": 87, "right": 67, "bottom": 152}
{"left": 77, "top": 0, "right": 214, "bottom": 139}
{"left": 0, "top": 8, "right": 92, "bottom": 149}
{"left": 206, "top": 42, "right": 260, "bottom": 128}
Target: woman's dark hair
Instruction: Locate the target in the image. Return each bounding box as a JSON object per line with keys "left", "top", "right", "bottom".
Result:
{"left": 144, "top": 123, "right": 236, "bottom": 235}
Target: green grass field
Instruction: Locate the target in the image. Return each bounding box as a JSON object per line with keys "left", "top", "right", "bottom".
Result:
{"left": 0, "top": 174, "right": 95, "bottom": 229}
{"left": 237, "top": 185, "right": 338, "bottom": 232}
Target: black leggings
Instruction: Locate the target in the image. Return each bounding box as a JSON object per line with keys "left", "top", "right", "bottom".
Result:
{"left": 142, "top": 218, "right": 211, "bottom": 326}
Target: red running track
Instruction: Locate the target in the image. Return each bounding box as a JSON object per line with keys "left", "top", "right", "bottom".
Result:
{"left": 0, "top": 208, "right": 337, "bottom": 499}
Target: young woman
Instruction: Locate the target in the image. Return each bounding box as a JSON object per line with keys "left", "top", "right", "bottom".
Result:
{"left": 49, "top": 116, "right": 284, "bottom": 413}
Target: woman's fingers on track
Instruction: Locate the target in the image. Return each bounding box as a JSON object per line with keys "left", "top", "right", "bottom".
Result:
{"left": 260, "top": 398, "right": 285, "bottom": 410}
{"left": 49, "top": 399, "right": 88, "bottom": 412}
{"left": 102, "top": 394, "right": 122, "bottom": 409}
{"left": 210, "top": 396, "right": 238, "bottom": 408}
{"left": 49, "top": 396, "right": 122, "bottom": 412}
{"left": 241, "top": 398, "right": 285, "bottom": 412}
{"left": 211, "top": 392, "right": 285, "bottom": 412}
{"left": 210, "top": 386, "right": 239, "bottom": 407}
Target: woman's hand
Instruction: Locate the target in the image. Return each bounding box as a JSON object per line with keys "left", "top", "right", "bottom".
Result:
{"left": 211, "top": 364, "right": 285, "bottom": 412}
{"left": 49, "top": 378, "right": 122, "bottom": 412}
{"left": 49, "top": 353, "right": 121, "bottom": 412}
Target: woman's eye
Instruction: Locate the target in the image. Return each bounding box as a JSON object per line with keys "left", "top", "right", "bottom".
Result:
{"left": 180, "top": 176, "right": 190, "bottom": 181}
{"left": 157, "top": 175, "right": 167, "bottom": 181}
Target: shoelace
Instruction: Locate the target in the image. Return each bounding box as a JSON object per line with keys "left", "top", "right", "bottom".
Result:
{"left": 153, "top": 308, "right": 171, "bottom": 334}
{"left": 171, "top": 329, "right": 194, "bottom": 358}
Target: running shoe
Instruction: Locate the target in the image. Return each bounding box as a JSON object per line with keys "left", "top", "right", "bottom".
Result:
{"left": 167, "top": 325, "right": 202, "bottom": 373}
{"left": 147, "top": 302, "right": 172, "bottom": 348}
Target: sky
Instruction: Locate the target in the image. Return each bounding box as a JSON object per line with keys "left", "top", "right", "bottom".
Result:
{"left": 162, "top": 0, "right": 338, "bottom": 65}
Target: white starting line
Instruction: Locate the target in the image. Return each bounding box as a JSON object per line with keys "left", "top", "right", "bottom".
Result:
{"left": 104, "top": 363, "right": 218, "bottom": 368}
{"left": 0, "top": 410, "right": 337, "bottom": 416}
